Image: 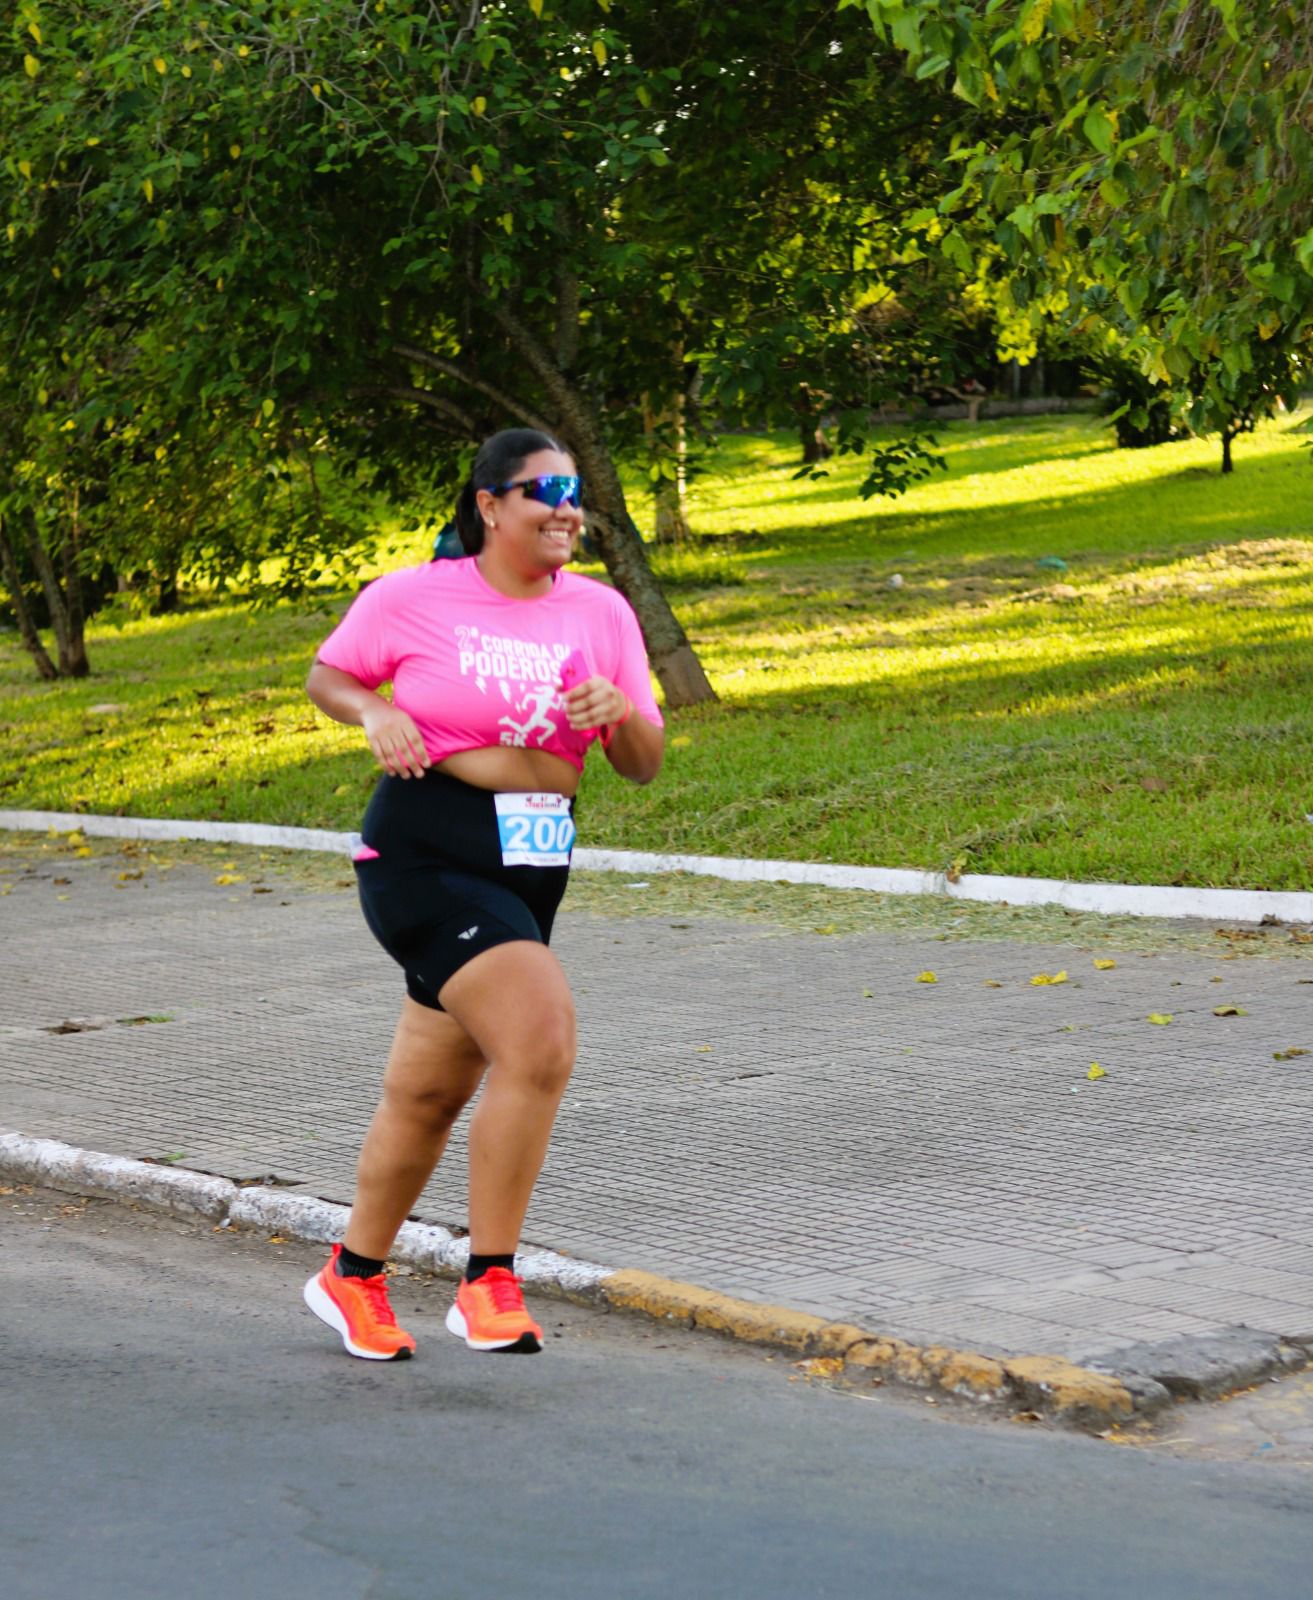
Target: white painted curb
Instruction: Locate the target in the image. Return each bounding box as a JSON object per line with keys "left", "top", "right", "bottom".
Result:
{"left": 0, "top": 1130, "right": 238, "bottom": 1220}
{"left": 0, "top": 1129, "right": 609, "bottom": 1294}
{"left": 4, "top": 807, "right": 1309, "bottom": 924}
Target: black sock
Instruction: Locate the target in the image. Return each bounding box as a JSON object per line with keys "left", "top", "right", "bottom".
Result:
{"left": 465, "top": 1253, "right": 515, "bottom": 1283}
{"left": 336, "top": 1244, "right": 387, "bottom": 1280}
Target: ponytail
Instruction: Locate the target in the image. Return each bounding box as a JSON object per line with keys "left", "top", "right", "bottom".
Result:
{"left": 454, "top": 480, "right": 486, "bottom": 554}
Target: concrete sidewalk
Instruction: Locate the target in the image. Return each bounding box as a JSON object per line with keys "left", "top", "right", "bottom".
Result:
{"left": 4, "top": 835, "right": 1312, "bottom": 1411}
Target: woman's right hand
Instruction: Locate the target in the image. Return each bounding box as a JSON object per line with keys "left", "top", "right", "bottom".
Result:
{"left": 360, "top": 702, "right": 431, "bottom": 779}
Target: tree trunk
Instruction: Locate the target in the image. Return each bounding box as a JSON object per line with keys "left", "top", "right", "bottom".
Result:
{"left": 800, "top": 422, "right": 832, "bottom": 463}
{"left": 1221, "top": 429, "right": 1235, "bottom": 474}
{"left": 653, "top": 477, "right": 690, "bottom": 544}
{"left": 643, "top": 391, "right": 691, "bottom": 545}
{"left": 573, "top": 435, "right": 714, "bottom": 706}
{"left": 62, "top": 498, "right": 88, "bottom": 658}
{"left": 794, "top": 384, "right": 832, "bottom": 463}
{"left": 489, "top": 304, "right": 716, "bottom": 707}
{"left": 22, "top": 509, "right": 89, "bottom": 677}
{"left": 0, "top": 518, "right": 59, "bottom": 680}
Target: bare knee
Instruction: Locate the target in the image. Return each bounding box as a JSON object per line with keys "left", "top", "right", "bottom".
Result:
{"left": 383, "top": 1080, "right": 475, "bottom": 1134}
{"left": 500, "top": 1005, "right": 576, "bottom": 1097}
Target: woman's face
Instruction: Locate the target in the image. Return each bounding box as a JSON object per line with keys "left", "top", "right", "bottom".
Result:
{"left": 477, "top": 449, "right": 583, "bottom": 575}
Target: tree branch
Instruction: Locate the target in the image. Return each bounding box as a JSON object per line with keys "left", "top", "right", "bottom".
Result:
{"left": 390, "top": 342, "right": 554, "bottom": 433}
{"left": 355, "top": 382, "right": 479, "bottom": 434}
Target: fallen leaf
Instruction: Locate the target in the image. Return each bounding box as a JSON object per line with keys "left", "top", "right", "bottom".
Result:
{"left": 1273, "top": 1048, "right": 1309, "bottom": 1061}
{"left": 214, "top": 873, "right": 245, "bottom": 885}
{"left": 1093, "top": 959, "right": 1117, "bottom": 971}
{"left": 983, "top": 980, "right": 1003, "bottom": 988}
{"left": 267, "top": 1234, "right": 288, "bottom": 1245}
{"left": 1087, "top": 1062, "right": 1106, "bottom": 1080}
{"left": 794, "top": 1356, "right": 845, "bottom": 1379}
{"left": 1030, "top": 971, "right": 1069, "bottom": 986}
{"left": 862, "top": 988, "right": 873, "bottom": 998}
{"left": 916, "top": 970, "right": 937, "bottom": 984}
{"left": 1212, "top": 1005, "right": 1248, "bottom": 1017}
{"left": 695, "top": 1044, "right": 712, "bottom": 1053}
{"left": 1146, "top": 1013, "right": 1173, "bottom": 1025}
{"left": 814, "top": 923, "right": 838, "bottom": 935}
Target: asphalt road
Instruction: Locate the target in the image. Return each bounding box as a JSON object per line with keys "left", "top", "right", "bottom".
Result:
{"left": 4, "top": 1188, "right": 1312, "bottom": 1600}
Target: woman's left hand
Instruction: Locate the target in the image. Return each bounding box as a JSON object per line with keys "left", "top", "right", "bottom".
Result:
{"left": 562, "top": 675, "right": 629, "bottom": 732}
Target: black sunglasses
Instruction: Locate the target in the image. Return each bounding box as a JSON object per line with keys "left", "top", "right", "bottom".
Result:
{"left": 488, "top": 474, "right": 583, "bottom": 510}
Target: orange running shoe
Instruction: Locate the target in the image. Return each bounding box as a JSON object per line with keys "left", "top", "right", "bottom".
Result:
{"left": 303, "top": 1245, "right": 416, "bottom": 1361}
{"left": 445, "top": 1266, "right": 543, "bottom": 1353}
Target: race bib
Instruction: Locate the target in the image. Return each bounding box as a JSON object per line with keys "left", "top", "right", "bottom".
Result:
{"left": 494, "top": 792, "right": 576, "bottom": 867}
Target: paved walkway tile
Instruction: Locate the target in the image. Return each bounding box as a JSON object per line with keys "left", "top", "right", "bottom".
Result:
{"left": 3, "top": 846, "right": 1312, "bottom": 1364}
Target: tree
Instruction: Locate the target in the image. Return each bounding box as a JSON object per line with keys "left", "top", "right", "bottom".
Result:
{"left": 851, "top": 0, "right": 1313, "bottom": 467}
{"left": 4, "top": 2, "right": 973, "bottom": 687}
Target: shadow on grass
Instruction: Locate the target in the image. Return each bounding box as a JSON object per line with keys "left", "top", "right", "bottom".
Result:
{"left": 684, "top": 532, "right": 1313, "bottom": 635}
{"left": 694, "top": 429, "right": 1312, "bottom": 538}
{"left": 718, "top": 621, "right": 1312, "bottom": 727}
{"left": 701, "top": 450, "right": 1313, "bottom": 570}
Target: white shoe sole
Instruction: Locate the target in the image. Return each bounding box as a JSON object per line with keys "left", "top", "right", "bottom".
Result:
{"left": 445, "top": 1300, "right": 542, "bottom": 1353}
{"left": 303, "top": 1274, "right": 412, "bottom": 1361}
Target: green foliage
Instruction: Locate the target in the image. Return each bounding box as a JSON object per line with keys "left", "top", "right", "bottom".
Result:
{"left": 851, "top": 0, "right": 1313, "bottom": 444}
{"left": 0, "top": 0, "right": 976, "bottom": 691}
{"left": 794, "top": 419, "right": 948, "bottom": 499}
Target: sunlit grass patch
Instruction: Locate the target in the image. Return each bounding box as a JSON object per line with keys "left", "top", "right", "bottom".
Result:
{"left": 2, "top": 412, "right": 1312, "bottom": 890}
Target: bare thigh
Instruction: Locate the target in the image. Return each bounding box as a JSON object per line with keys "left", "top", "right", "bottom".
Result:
{"left": 381, "top": 997, "right": 488, "bottom": 1121}
{"left": 439, "top": 941, "right": 576, "bottom": 1081}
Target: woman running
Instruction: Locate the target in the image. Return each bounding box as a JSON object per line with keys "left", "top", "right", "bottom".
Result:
{"left": 302, "top": 428, "right": 664, "bottom": 1359}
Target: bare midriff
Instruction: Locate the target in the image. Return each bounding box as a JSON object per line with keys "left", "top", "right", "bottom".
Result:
{"left": 436, "top": 745, "right": 581, "bottom": 798}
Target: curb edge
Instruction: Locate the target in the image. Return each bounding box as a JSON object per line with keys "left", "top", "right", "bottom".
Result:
{"left": 3, "top": 1128, "right": 1148, "bottom": 1432}
{"left": 5, "top": 809, "right": 1312, "bottom": 925}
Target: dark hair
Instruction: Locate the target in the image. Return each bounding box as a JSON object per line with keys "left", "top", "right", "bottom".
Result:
{"left": 453, "top": 428, "right": 571, "bottom": 554}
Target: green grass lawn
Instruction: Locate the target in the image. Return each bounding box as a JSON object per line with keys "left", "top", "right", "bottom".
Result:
{"left": 3, "top": 411, "right": 1311, "bottom": 890}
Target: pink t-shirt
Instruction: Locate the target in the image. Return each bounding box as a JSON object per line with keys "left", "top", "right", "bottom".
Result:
{"left": 316, "top": 558, "right": 663, "bottom": 773}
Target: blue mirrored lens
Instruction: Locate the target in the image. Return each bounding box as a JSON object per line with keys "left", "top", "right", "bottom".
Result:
{"left": 524, "top": 475, "right": 581, "bottom": 509}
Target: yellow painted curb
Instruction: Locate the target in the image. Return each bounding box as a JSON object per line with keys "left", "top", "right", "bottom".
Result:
{"left": 601, "top": 1269, "right": 853, "bottom": 1353}
{"left": 1001, "top": 1355, "right": 1135, "bottom": 1429}
{"left": 600, "top": 1269, "right": 1134, "bottom": 1430}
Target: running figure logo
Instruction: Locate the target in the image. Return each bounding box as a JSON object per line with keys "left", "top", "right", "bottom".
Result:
{"left": 498, "top": 684, "right": 561, "bottom": 749}
{"left": 453, "top": 622, "right": 571, "bottom": 749}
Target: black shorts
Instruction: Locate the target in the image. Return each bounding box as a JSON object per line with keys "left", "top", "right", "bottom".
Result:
{"left": 353, "top": 769, "right": 572, "bottom": 1011}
